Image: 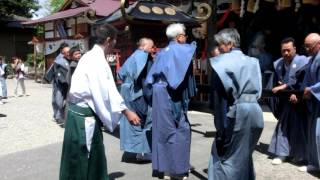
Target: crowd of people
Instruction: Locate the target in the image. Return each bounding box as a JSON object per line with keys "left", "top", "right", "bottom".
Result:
{"left": 44, "top": 22, "right": 320, "bottom": 180}
{"left": 0, "top": 56, "right": 27, "bottom": 104}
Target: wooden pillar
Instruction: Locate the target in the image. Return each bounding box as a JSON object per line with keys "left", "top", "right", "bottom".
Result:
{"left": 206, "top": 0, "right": 218, "bottom": 86}
{"left": 33, "top": 43, "right": 37, "bottom": 81}
{"left": 207, "top": 0, "right": 218, "bottom": 56}
{"left": 75, "top": 17, "right": 78, "bottom": 35}
{"left": 42, "top": 23, "right": 47, "bottom": 74}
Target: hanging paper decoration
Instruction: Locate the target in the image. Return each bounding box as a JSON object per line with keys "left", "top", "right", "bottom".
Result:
{"left": 35, "top": 43, "right": 44, "bottom": 53}
{"left": 295, "top": 0, "right": 301, "bottom": 12}
{"left": 240, "top": 0, "right": 245, "bottom": 17}
{"left": 253, "top": 0, "right": 260, "bottom": 12}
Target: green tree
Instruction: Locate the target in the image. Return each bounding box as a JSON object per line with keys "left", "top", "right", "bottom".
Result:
{"left": 0, "top": 0, "right": 40, "bottom": 18}
{"left": 50, "top": 0, "right": 65, "bottom": 12}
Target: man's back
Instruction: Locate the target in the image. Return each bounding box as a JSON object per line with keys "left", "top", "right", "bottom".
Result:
{"left": 211, "top": 49, "right": 262, "bottom": 99}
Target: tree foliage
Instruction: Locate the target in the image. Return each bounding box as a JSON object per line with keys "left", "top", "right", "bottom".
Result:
{"left": 0, "top": 0, "right": 40, "bottom": 18}
{"left": 50, "top": 0, "right": 65, "bottom": 12}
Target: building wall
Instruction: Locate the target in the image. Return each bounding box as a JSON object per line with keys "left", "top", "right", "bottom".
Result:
{"left": 44, "top": 17, "right": 89, "bottom": 39}
{"left": 0, "top": 28, "right": 34, "bottom": 63}
{"left": 43, "top": 16, "right": 90, "bottom": 70}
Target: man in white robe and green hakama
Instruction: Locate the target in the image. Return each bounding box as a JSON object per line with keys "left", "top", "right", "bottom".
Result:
{"left": 59, "top": 24, "right": 141, "bottom": 180}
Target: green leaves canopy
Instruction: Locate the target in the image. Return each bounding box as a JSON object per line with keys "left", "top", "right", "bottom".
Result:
{"left": 0, "top": 0, "right": 40, "bottom": 18}
{"left": 50, "top": 0, "right": 65, "bottom": 12}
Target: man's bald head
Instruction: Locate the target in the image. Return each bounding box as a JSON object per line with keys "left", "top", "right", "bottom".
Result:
{"left": 138, "top": 38, "right": 154, "bottom": 53}
{"left": 138, "top": 38, "right": 149, "bottom": 48}
{"left": 304, "top": 33, "right": 320, "bottom": 56}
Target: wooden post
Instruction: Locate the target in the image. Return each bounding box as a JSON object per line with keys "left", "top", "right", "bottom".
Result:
{"left": 206, "top": 0, "right": 217, "bottom": 87}
{"left": 31, "top": 36, "right": 41, "bottom": 81}
{"left": 34, "top": 43, "right": 37, "bottom": 81}
{"left": 75, "top": 17, "right": 78, "bottom": 35}
{"left": 42, "top": 24, "right": 46, "bottom": 83}
{"left": 207, "top": 0, "right": 218, "bottom": 56}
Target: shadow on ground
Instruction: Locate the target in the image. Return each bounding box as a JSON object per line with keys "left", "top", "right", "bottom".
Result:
{"left": 190, "top": 168, "right": 207, "bottom": 180}
{"left": 121, "top": 152, "right": 151, "bottom": 164}
{"left": 255, "top": 142, "right": 272, "bottom": 157}
{"left": 109, "top": 171, "right": 125, "bottom": 180}
{"left": 104, "top": 126, "right": 120, "bottom": 139}
{"left": 0, "top": 113, "right": 7, "bottom": 117}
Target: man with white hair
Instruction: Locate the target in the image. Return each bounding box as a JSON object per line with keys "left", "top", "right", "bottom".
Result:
{"left": 298, "top": 33, "right": 320, "bottom": 172}
{"left": 118, "top": 37, "right": 154, "bottom": 161}
{"left": 208, "top": 28, "right": 264, "bottom": 180}
{"left": 145, "top": 23, "right": 197, "bottom": 180}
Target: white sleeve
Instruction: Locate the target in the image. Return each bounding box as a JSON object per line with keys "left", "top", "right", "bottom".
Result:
{"left": 20, "top": 64, "right": 25, "bottom": 71}
{"left": 0, "top": 68, "right": 4, "bottom": 76}
{"left": 87, "top": 62, "right": 127, "bottom": 132}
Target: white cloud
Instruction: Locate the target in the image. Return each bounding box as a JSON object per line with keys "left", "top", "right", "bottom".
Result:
{"left": 32, "top": 0, "right": 51, "bottom": 19}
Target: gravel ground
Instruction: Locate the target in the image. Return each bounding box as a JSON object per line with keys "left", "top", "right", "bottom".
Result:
{"left": 0, "top": 79, "right": 318, "bottom": 180}
{"left": 0, "top": 79, "right": 64, "bottom": 156}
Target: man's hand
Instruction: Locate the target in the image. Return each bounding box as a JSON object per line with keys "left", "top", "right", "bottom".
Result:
{"left": 123, "top": 109, "right": 141, "bottom": 125}
{"left": 289, "top": 94, "right": 298, "bottom": 104}
{"left": 303, "top": 87, "right": 311, "bottom": 100}
{"left": 272, "top": 84, "right": 287, "bottom": 93}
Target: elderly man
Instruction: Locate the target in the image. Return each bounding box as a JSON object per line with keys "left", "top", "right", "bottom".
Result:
{"left": 145, "top": 23, "right": 197, "bottom": 180}
{"left": 268, "top": 37, "right": 309, "bottom": 165}
{"left": 68, "top": 46, "right": 82, "bottom": 80}
{"left": 118, "top": 37, "right": 154, "bottom": 161}
{"left": 208, "top": 28, "right": 264, "bottom": 180}
{"left": 51, "top": 43, "right": 70, "bottom": 124}
{"left": 298, "top": 33, "right": 320, "bottom": 172}
{"left": 59, "top": 24, "right": 140, "bottom": 180}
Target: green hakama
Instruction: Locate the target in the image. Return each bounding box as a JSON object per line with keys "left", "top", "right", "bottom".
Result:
{"left": 60, "top": 104, "right": 109, "bottom": 180}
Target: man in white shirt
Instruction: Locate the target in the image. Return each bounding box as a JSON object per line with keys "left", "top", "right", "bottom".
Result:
{"left": 59, "top": 24, "right": 140, "bottom": 180}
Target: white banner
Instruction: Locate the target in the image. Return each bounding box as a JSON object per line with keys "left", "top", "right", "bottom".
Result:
{"left": 44, "top": 39, "right": 89, "bottom": 55}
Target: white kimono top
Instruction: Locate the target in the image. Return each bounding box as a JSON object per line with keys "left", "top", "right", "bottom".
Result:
{"left": 69, "top": 45, "right": 127, "bottom": 132}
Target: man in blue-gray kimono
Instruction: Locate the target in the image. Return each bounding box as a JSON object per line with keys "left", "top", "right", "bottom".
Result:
{"left": 268, "top": 37, "right": 309, "bottom": 165}
{"left": 52, "top": 43, "right": 70, "bottom": 124}
{"left": 248, "top": 31, "right": 273, "bottom": 73}
{"left": 118, "top": 37, "right": 154, "bottom": 161}
{"left": 145, "top": 23, "right": 197, "bottom": 180}
{"left": 208, "top": 28, "right": 264, "bottom": 180}
{"left": 298, "top": 33, "right": 320, "bottom": 172}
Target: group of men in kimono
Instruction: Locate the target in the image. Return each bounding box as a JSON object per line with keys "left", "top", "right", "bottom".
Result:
{"left": 209, "top": 31, "right": 320, "bottom": 178}
{"left": 268, "top": 37, "right": 309, "bottom": 166}
{"left": 118, "top": 23, "right": 201, "bottom": 179}
{"left": 58, "top": 19, "right": 320, "bottom": 180}
{"left": 265, "top": 33, "right": 320, "bottom": 175}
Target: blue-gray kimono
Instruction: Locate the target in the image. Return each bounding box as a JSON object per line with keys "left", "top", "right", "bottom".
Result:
{"left": 302, "top": 51, "right": 320, "bottom": 168}
{"left": 52, "top": 54, "right": 70, "bottom": 120}
{"left": 268, "top": 55, "right": 309, "bottom": 160}
{"left": 145, "top": 41, "right": 197, "bottom": 176}
{"left": 208, "top": 49, "right": 264, "bottom": 180}
{"left": 118, "top": 49, "right": 152, "bottom": 153}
